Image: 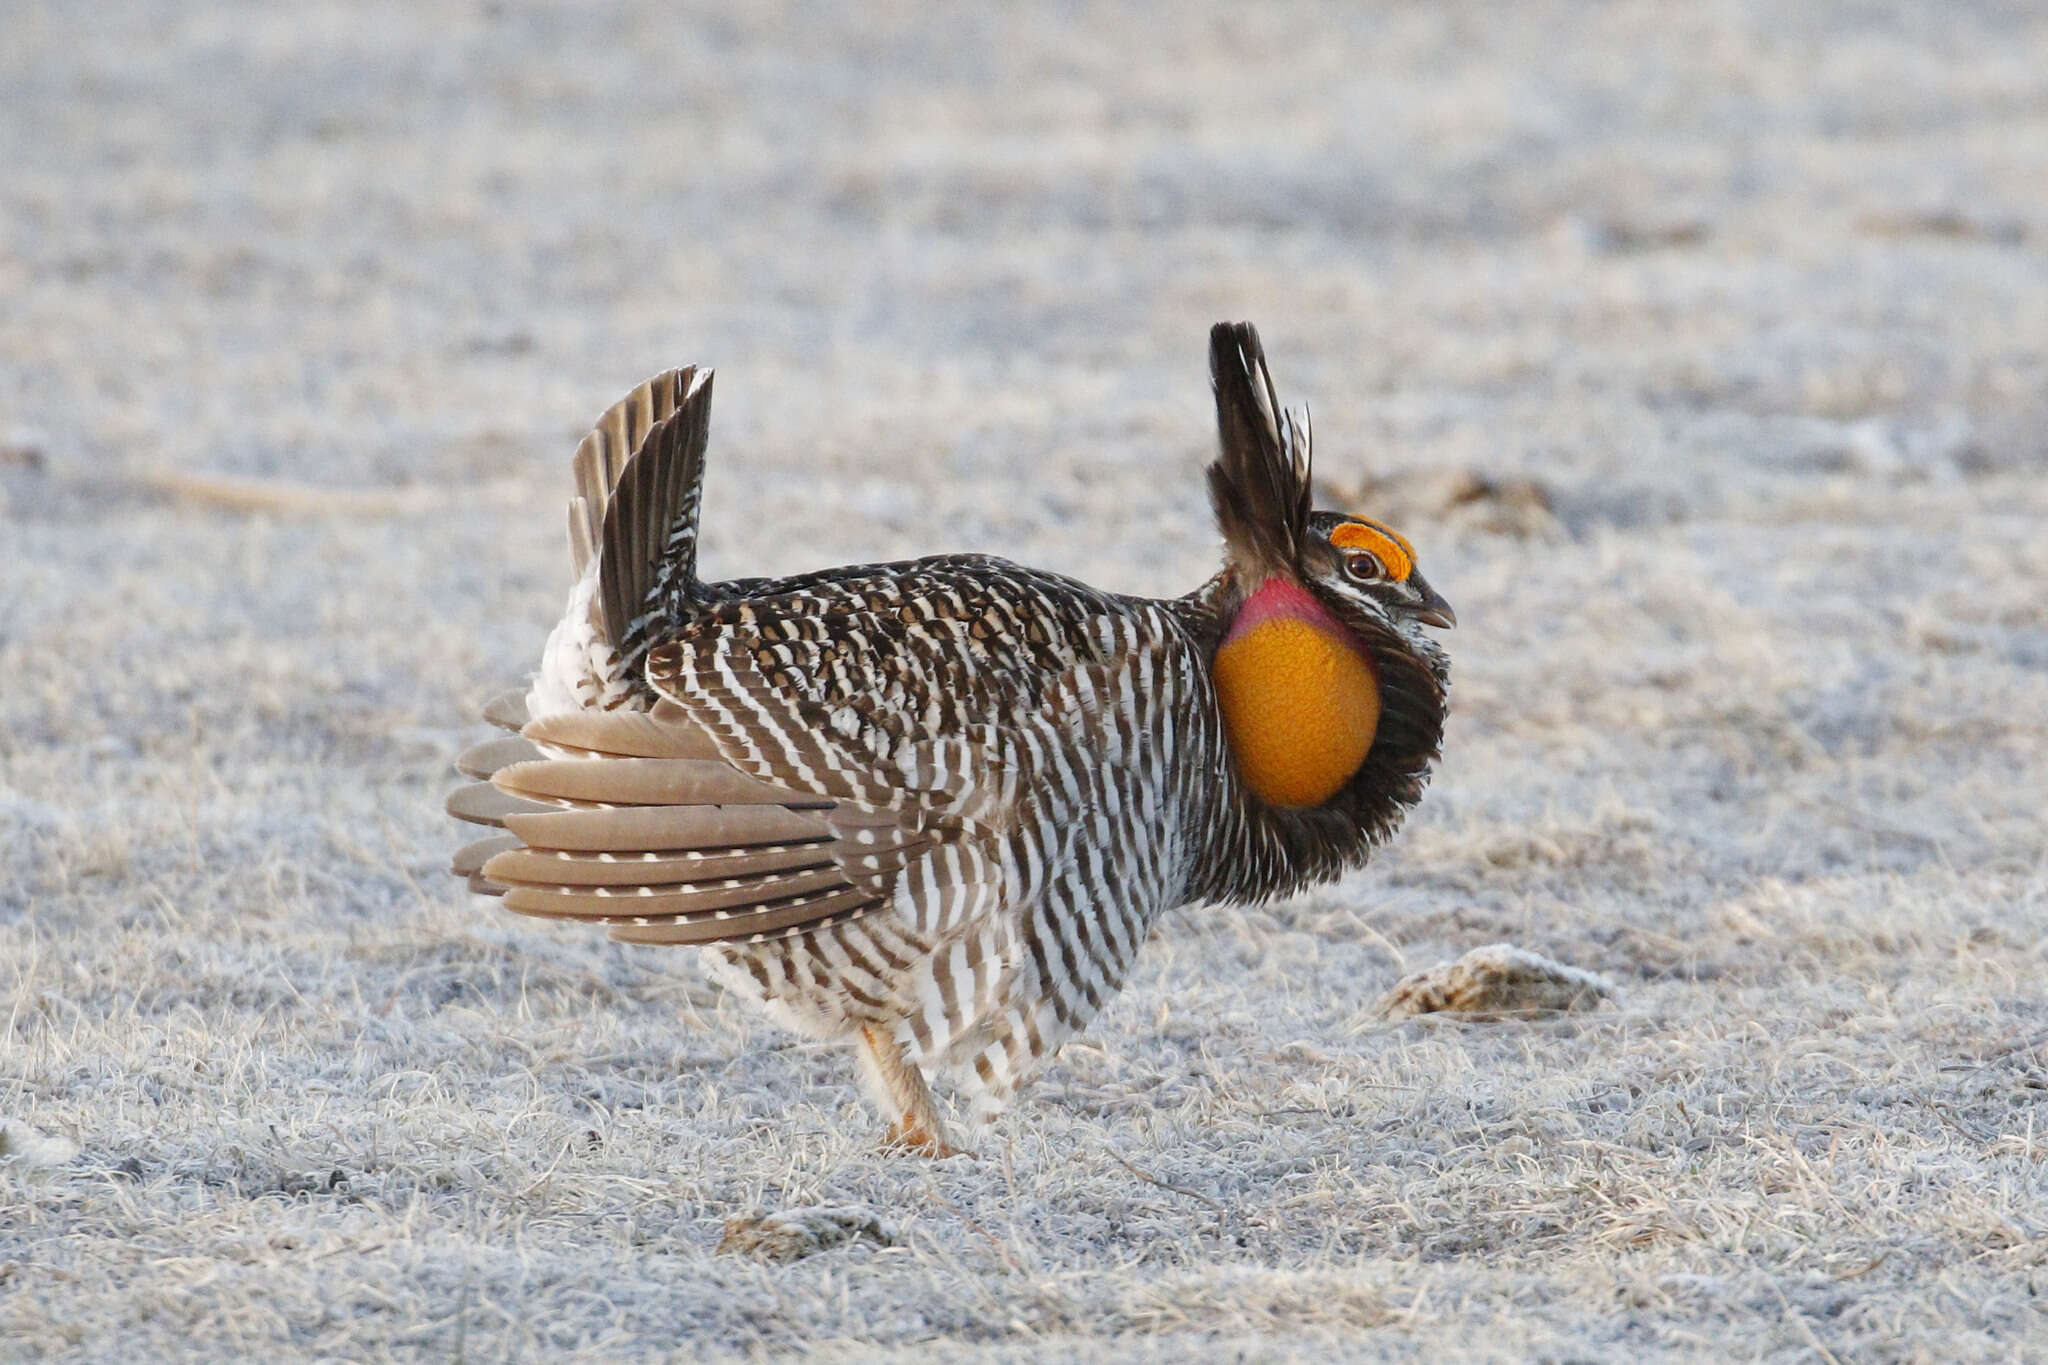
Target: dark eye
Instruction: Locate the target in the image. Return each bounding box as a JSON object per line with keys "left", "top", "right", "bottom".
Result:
{"left": 1343, "top": 552, "right": 1385, "bottom": 582}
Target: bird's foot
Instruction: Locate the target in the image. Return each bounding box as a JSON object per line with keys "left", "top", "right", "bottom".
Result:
{"left": 883, "top": 1118, "right": 968, "bottom": 1159}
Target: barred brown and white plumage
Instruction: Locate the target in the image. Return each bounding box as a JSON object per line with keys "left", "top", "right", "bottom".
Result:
{"left": 448, "top": 323, "right": 1453, "bottom": 1155}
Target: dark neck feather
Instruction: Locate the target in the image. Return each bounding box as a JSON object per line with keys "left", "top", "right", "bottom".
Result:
{"left": 1175, "top": 576, "right": 1450, "bottom": 906}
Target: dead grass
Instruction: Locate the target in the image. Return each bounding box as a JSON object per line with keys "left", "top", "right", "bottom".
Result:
{"left": 6, "top": 1, "right": 2048, "bottom": 1359}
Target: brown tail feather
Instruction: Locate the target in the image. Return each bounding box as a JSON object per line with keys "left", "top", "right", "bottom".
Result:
{"left": 598, "top": 372, "right": 713, "bottom": 662}
{"left": 448, "top": 367, "right": 992, "bottom": 950}
{"left": 567, "top": 368, "right": 700, "bottom": 584}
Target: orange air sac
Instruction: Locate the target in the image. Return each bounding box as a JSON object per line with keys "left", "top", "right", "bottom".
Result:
{"left": 1213, "top": 580, "right": 1381, "bottom": 809}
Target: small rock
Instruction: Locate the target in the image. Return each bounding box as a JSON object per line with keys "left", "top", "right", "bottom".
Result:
{"left": 718, "top": 1205, "right": 896, "bottom": 1262}
{"left": 279, "top": 1168, "right": 352, "bottom": 1198}
{"left": 0, "top": 433, "right": 45, "bottom": 470}
{"left": 1375, "top": 944, "right": 1616, "bottom": 1020}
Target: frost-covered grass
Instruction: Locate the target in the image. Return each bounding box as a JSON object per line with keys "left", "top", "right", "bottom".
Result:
{"left": 5, "top": 2, "right": 2048, "bottom": 1359}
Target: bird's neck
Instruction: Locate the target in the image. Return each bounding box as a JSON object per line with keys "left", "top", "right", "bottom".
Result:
{"left": 1212, "top": 577, "right": 1381, "bottom": 810}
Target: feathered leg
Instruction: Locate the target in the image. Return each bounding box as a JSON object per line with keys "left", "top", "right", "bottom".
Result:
{"left": 855, "top": 1026, "right": 961, "bottom": 1158}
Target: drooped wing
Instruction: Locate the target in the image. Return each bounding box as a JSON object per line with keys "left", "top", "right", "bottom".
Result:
{"left": 644, "top": 628, "right": 1018, "bottom": 940}
{"left": 445, "top": 691, "right": 981, "bottom": 945}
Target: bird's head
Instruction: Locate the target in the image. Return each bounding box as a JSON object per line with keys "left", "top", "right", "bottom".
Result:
{"left": 1297, "top": 511, "right": 1456, "bottom": 633}
{"left": 1205, "top": 321, "right": 1454, "bottom": 644}
{"left": 1204, "top": 321, "right": 1452, "bottom": 812}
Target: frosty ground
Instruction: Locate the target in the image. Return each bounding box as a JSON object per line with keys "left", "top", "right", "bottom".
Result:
{"left": 5, "top": 2, "right": 2048, "bottom": 1359}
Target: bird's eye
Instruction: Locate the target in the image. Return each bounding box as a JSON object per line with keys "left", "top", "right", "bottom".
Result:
{"left": 1343, "top": 552, "right": 1385, "bottom": 582}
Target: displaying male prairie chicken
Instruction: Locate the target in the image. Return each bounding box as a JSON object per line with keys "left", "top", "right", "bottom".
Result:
{"left": 448, "top": 322, "right": 1453, "bottom": 1156}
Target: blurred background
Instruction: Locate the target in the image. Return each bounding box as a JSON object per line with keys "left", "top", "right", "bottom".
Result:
{"left": 10, "top": 4, "right": 2045, "bottom": 569}
{"left": 4, "top": 2, "right": 2047, "bottom": 1358}
{"left": 8, "top": 0, "right": 2044, "bottom": 893}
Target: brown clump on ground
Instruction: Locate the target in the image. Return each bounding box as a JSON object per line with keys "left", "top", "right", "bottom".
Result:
{"left": 1376, "top": 944, "right": 1617, "bottom": 1020}
{"left": 718, "top": 1207, "right": 897, "bottom": 1263}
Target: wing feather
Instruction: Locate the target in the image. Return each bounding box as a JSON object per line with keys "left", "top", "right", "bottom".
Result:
{"left": 456, "top": 735, "right": 543, "bottom": 780}
{"left": 493, "top": 756, "right": 827, "bottom": 807}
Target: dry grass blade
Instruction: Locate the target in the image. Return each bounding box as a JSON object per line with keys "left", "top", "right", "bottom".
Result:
{"left": 1103, "top": 1147, "right": 1225, "bottom": 1214}
{"left": 130, "top": 469, "right": 435, "bottom": 517}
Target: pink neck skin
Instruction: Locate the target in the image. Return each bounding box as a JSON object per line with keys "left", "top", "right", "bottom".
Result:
{"left": 1223, "top": 577, "right": 1356, "bottom": 648}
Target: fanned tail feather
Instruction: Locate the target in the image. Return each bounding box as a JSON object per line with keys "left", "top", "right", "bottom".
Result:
{"left": 567, "top": 367, "right": 707, "bottom": 587}
{"left": 595, "top": 370, "right": 714, "bottom": 669}
{"left": 454, "top": 366, "right": 853, "bottom": 934}
{"left": 528, "top": 367, "right": 715, "bottom": 719}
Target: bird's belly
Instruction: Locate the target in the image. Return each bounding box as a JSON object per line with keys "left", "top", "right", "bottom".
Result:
{"left": 1213, "top": 617, "right": 1380, "bottom": 809}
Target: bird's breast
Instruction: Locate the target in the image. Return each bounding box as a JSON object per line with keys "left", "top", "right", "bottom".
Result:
{"left": 1212, "top": 586, "right": 1380, "bottom": 810}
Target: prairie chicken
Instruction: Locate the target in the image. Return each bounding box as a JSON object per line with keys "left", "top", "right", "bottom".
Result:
{"left": 448, "top": 322, "right": 1452, "bottom": 1156}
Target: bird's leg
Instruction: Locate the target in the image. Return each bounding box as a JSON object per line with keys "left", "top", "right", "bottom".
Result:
{"left": 855, "top": 1025, "right": 962, "bottom": 1158}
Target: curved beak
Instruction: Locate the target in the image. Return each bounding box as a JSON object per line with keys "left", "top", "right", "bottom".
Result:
{"left": 1408, "top": 573, "right": 1456, "bottom": 629}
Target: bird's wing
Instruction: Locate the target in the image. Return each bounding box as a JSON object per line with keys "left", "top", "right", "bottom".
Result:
{"left": 642, "top": 576, "right": 1193, "bottom": 968}
{"left": 450, "top": 566, "right": 1055, "bottom": 947}
{"left": 447, "top": 687, "right": 943, "bottom": 944}
{"left": 641, "top": 614, "right": 1021, "bottom": 942}
{"left": 454, "top": 556, "right": 1175, "bottom": 953}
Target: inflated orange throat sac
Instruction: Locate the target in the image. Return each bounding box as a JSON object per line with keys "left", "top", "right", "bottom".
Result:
{"left": 1214, "top": 579, "right": 1380, "bottom": 809}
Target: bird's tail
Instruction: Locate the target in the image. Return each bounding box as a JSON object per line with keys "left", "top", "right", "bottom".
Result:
{"left": 573, "top": 366, "right": 715, "bottom": 667}
{"left": 448, "top": 365, "right": 716, "bottom": 893}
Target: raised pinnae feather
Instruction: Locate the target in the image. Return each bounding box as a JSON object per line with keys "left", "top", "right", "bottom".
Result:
{"left": 1206, "top": 321, "right": 1312, "bottom": 575}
